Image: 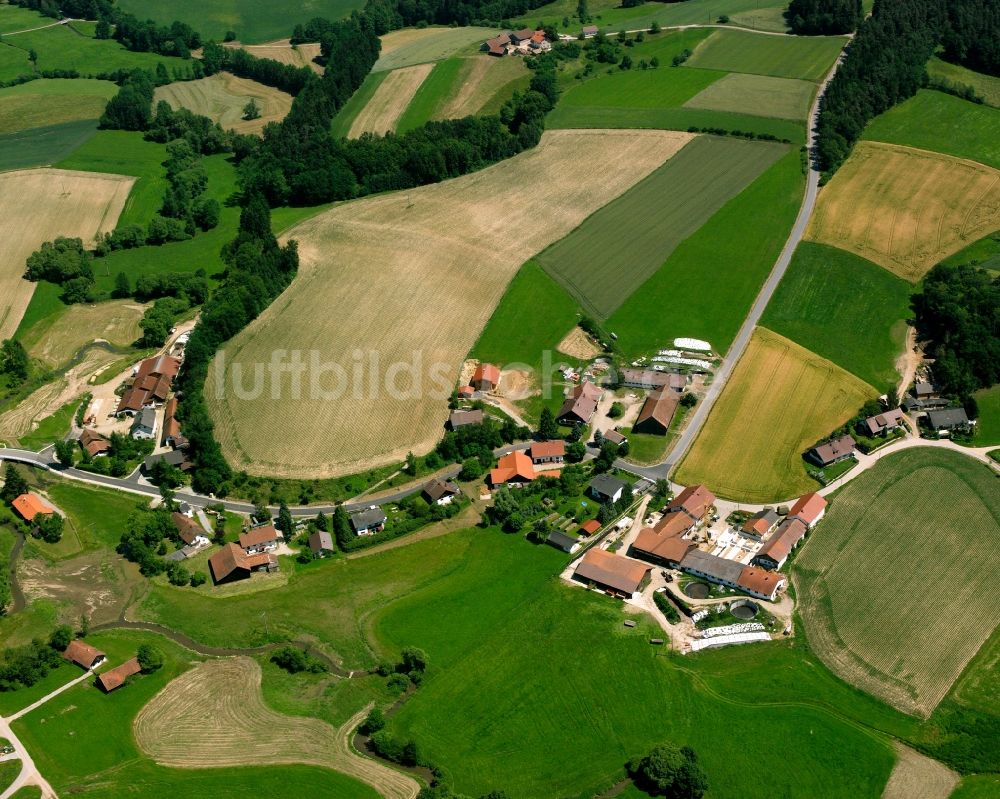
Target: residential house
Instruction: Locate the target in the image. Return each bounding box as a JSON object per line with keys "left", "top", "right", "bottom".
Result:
{"left": 115, "top": 354, "right": 180, "bottom": 416}
{"left": 173, "top": 512, "right": 209, "bottom": 548}
{"left": 490, "top": 451, "right": 537, "bottom": 486}
{"left": 63, "top": 640, "right": 106, "bottom": 670}
{"left": 582, "top": 24, "right": 599, "bottom": 37}
{"left": 807, "top": 434, "right": 855, "bottom": 467}
{"left": 926, "top": 407, "right": 971, "bottom": 432}
{"left": 309, "top": 531, "right": 335, "bottom": 557}
{"left": 209, "top": 542, "right": 278, "bottom": 584}
{"left": 423, "top": 478, "right": 461, "bottom": 505}
{"left": 350, "top": 507, "right": 387, "bottom": 536}
{"left": 530, "top": 440, "right": 565, "bottom": 464}
{"left": 740, "top": 509, "right": 780, "bottom": 540}
{"left": 914, "top": 381, "right": 939, "bottom": 400}
{"left": 788, "top": 492, "right": 827, "bottom": 528}
{"left": 632, "top": 388, "right": 679, "bottom": 436}
{"left": 860, "top": 408, "right": 906, "bottom": 437}
{"left": 448, "top": 409, "right": 484, "bottom": 430}
{"left": 143, "top": 449, "right": 191, "bottom": 472}
{"left": 79, "top": 429, "right": 110, "bottom": 458}
{"left": 666, "top": 484, "right": 716, "bottom": 526}
{"left": 12, "top": 493, "right": 54, "bottom": 523}
{"left": 573, "top": 548, "right": 650, "bottom": 597}
{"left": 529, "top": 30, "right": 551, "bottom": 50}
{"left": 471, "top": 363, "right": 500, "bottom": 391}
{"left": 482, "top": 31, "right": 512, "bottom": 56}
{"left": 162, "top": 397, "right": 188, "bottom": 449}
{"left": 546, "top": 529, "right": 581, "bottom": 554}
{"left": 603, "top": 429, "right": 627, "bottom": 446}
{"left": 97, "top": 657, "right": 141, "bottom": 692}
{"left": 130, "top": 407, "right": 157, "bottom": 440}
{"left": 753, "top": 518, "right": 807, "bottom": 571}
{"left": 557, "top": 381, "right": 602, "bottom": 425}
{"left": 589, "top": 474, "right": 627, "bottom": 504}
{"left": 239, "top": 524, "right": 282, "bottom": 554}
{"left": 510, "top": 27, "right": 535, "bottom": 43}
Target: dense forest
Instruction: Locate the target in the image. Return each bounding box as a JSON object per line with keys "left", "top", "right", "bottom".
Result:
{"left": 785, "top": 0, "right": 862, "bottom": 35}
{"left": 911, "top": 265, "right": 1000, "bottom": 406}
{"left": 941, "top": 0, "right": 1000, "bottom": 77}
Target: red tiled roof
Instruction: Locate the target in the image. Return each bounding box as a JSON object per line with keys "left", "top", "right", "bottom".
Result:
{"left": 737, "top": 566, "right": 784, "bottom": 599}
{"left": 531, "top": 440, "right": 565, "bottom": 459}
{"left": 12, "top": 493, "right": 54, "bottom": 522}
{"left": 789, "top": 492, "right": 827, "bottom": 525}
{"left": 63, "top": 639, "right": 105, "bottom": 669}
{"left": 653, "top": 512, "right": 694, "bottom": 538}
{"left": 79, "top": 428, "right": 110, "bottom": 457}
{"left": 668, "top": 484, "right": 716, "bottom": 521}
{"left": 489, "top": 451, "right": 536, "bottom": 485}
{"left": 632, "top": 527, "right": 696, "bottom": 563}
{"left": 473, "top": 363, "right": 500, "bottom": 386}
{"left": 574, "top": 549, "right": 650, "bottom": 595}
{"left": 580, "top": 519, "right": 601, "bottom": 535}
{"left": 756, "top": 519, "right": 807, "bottom": 566}
{"left": 209, "top": 542, "right": 276, "bottom": 583}
{"left": 635, "top": 389, "right": 678, "bottom": 431}
{"left": 172, "top": 512, "right": 206, "bottom": 545}
{"left": 239, "top": 525, "right": 280, "bottom": 549}
{"left": 97, "top": 657, "right": 141, "bottom": 692}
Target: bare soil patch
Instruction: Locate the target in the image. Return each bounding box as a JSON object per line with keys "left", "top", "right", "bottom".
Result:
{"left": 557, "top": 326, "right": 600, "bottom": 360}
{"left": 0, "top": 168, "right": 134, "bottom": 340}
{"left": 208, "top": 129, "right": 692, "bottom": 478}
{"left": 881, "top": 743, "right": 958, "bottom": 799}
{"left": 348, "top": 63, "right": 434, "bottom": 137}
{"left": 154, "top": 73, "right": 293, "bottom": 135}
{"left": 134, "top": 657, "right": 418, "bottom": 799}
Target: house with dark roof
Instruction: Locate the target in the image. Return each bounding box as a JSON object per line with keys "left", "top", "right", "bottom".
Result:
{"left": 209, "top": 543, "right": 278, "bottom": 584}
{"left": 620, "top": 369, "right": 687, "bottom": 392}
{"left": 557, "top": 381, "right": 602, "bottom": 425}
{"left": 143, "top": 449, "right": 191, "bottom": 473}
{"left": 97, "top": 657, "right": 141, "bottom": 692}
{"left": 79, "top": 428, "right": 110, "bottom": 458}
{"left": 632, "top": 388, "right": 679, "bottom": 435}
{"left": 589, "top": 474, "right": 626, "bottom": 504}
{"left": 448, "top": 409, "right": 484, "bottom": 430}
{"left": 603, "top": 429, "right": 627, "bottom": 446}
{"left": 482, "top": 31, "right": 512, "bottom": 55}
{"left": 807, "top": 434, "right": 855, "bottom": 467}
{"left": 350, "top": 507, "right": 387, "bottom": 536}
{"left": 926, "top": 407, "right": 971, "bottom": 432}
{"left": 423, "top": 478, "right": 461, "bottom": 505}
{"left": 788, "top": 492, "right": 827, "bottom": 528}
{"left": 546, "top": 529, "right": 581, "bottom": 554}
{"left": 472, "top": 363, "right": 500, "bottom": 391}
{"left": 666, "top": 484, "right": 716, "bottom": 526}
{"left": 740, "top": 509, "right": 779, "bottom": 540}
{"left": 309, "top": 530, "right": 335, "bottom": 557}
{"left": 753, "top": 519, "right": 807, "bottom": 571}
{"left": 63, "top": 640, "right": 106, "bottom": 670}
{"left": 240, "top": 524, "right": 281, "bottom": 554}
{"left": 573, "top": 548, "right": 650, "bottom": 597}
{"left": 130, "top": 407, "right": 157, "bottom": 440}
{"left": 530, "top": 440, "right": 565, "bottom": 464}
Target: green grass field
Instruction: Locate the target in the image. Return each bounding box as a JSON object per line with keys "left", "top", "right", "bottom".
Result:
{"left": 16, "top": 398, "right": 78, "bottom": 451}
{"left": 0, "top": 4, "right": 54, "bottom": 33}
{"left": 0, "top": 118, "right": 99, "bottom": 172}
{"left": 862, "top": 89, "right": 1000, "bottom": 170}
{"left": 942, "top": 231, "right": 1000, "bottom": 274}
{"left": 951, "top": 776, "right": 1000, "bottom": 799}
{"left": 926, "top": 57, "right": 1000, "bottom": 108}
{"left": 685, "top": 29, "right": 845, "bottom": 81}
{"left": 795, "top": 448, "right": 1000, "bottom": 718}
{"left": 538, "top": 135, "right": 787, "bottom": 318}
{"left": 608, "top": 148, "right": 804, "bottom": 356}
{"left": 115, "top": 0, "right": 366, "bottom": 43}
{"left": 555, "top": 66, "right": 724, "bottom": 114}
{"left": 972, "top": 384, "right": 1000, "bottom": 446}
{"left": 470, "top": 259, "right": 582, "bottom": 371}
{"left": 761, "top": 242, "right": 912, "bottom": 392}
{"left": 330, "top": 70, "right": 387, "bottom": 138}
{"left": 684, "top": 72, "right": 815, "bottom": 120}
{"left": 373, "top": 27, "right": 499, "bottom": 72}
{"left": 395, "top": 57, "right": 463, "bottom": 132}
{"left": 0, "top": 78, "right": 116, "bottom": 135}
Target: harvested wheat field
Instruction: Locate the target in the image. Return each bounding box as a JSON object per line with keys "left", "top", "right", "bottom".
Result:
{"left": 795, "top": 448, "right": 1000, "bottom": 717}
{"left": 231, "top": 39, "right": 324, "bottom": 74}
{"left": 134, "top": 657, "right": 418, "bottom": 799}
{"left": 208, "top": 129, "right": 693, "bottom": 477}
{"left": 23, "top": 299, "right": 146, "bottom": 367}
{"left": 807, "top": 141, "right": 1000, "bottom": 282}
{"left": 154, "top": 73, "right": 293, "bottom": 135}
{"left": 881, "top": 744, "right": 958, "bottom": 799}
{"left": 348, "top": 63, "right": 434, "bottom": 137}
{"left": 435, "top": 56, "right": 526, "bottom": 120}
{"left": 676, "top": 327, "right": 874, "bottom": 502}
{"left": 374, "top": 26, "right": 496, "bottom": 72}
{"left": 0, "top": 168, "right": 134, "bottom": 340}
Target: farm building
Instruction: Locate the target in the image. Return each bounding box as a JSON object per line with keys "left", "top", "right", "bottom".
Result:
{"left": 788, "top": 492, "right": 827, "bottom": 528}
{"left": 162, "top": 397, "right": 188, "bottom": 449}
{"left": 914, "top": 381, "right": 939, "bottom": 400}
{"left": 679, "top": 549, "right": 785, "bottom": 601}
{"left": 209, "top": 542, "right": 278, "bottom": 584}
{"left": 740, "top": 509, "right": 780, "bottom": 540}
{"left": 655, "top": 511, "right": 697, "bottom": 538}
{"left": 471, "top": 363, "right": 501, "bottom": 391}
{"left": 510, "top": 27, "right": 534, "bottom": 43}
{"left": 482, "top": 32, "right": 512, "bottom": 56}
{"left": 79, "top": 429, "right": 110, "bottom": 457}
{"left": 604, "top": 429, "right": 627, "bottom": 446}
{"left": 807, "top": 434, "right": 856, "bottom": 467}
{"left": 63, "top": 640, "right": 106, "bottom": 670}
{"left": 589, "top": 474, "right": 627, "bottom": 504}
{"left": 530, "top": 440, "right": 565, "bottom": 464}
{"left": 350, "top": 507, "right": 387, "bottom": 536}
{"left": 557, "top": 381, "right": 602, "bottom": 425}
{"left": 736, "top": 567, "right": 785, "bottom": 602}
{"left": 547, "top": 529, "right": 581, "bottom": 554}
{"left": 633, "top": 388, "right": 679, "bottom": 436}
{"left": 490, "top": 451, "right": 538, "bottom": 486}
{"left": 423, "top": 478, "right": 461, "bottom": 505}
{"left": 573, "top": 548, "right": 651, "bottom": 598}
{"left": 667, "top": 484, "right": 716, "bottom": 526}
{"left": 860, "top": 408, "right": 906, "bottom": 437}
{"left": 143, "top": 449, "right": 191, "bottom": 472}
{"left": 926, "top": 407, "right": 971, "bottom": 432}
{"left": 309, "top": 531, "right": 335, "bottom": 557}
{"left": 115, "top": 354, "right": 180, "bottom": 416}
{"left": 97, "top": 657, "right": 141, "bottom": 692}
{"left": 11, "top": 492, "right": 54, "bottom": 523}
{"left": 130, "top": 407, "right": 157, "bottom": 440}
{"left": 753, "top": 518, "right": 807, "bottom": 570}
{"left": 173, "top": 512, "right": 209, "bottom": 548}
{"left": 620, "top": 369, "right": 687, "bottom": 392}
{"left": 457, "top": 385, "right": 476, "bottom": 399}
{"left": 449, "top": 409, "right": 485, "bottom": 429}
{"left": 630, "top": 526, "right": 696, "bottom": 566}
{"left": 579, "top": 519, "right": 601, "bottom": 536}
{"left": 582, "top": 24, "right": 599, "bottom": 37}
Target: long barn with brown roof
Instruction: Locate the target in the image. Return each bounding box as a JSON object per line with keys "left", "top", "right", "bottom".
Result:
{"left": 97, "top": 657, "right": 141, "bottom": 692}
{"left": 573, "top": 548, "right": 650, "bottom": 597}
{"left": 632, "top": 388, "right": 679, "bottom": 435}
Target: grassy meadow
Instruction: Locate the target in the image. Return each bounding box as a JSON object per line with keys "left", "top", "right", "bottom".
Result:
{"left": 795, "top": 448, "right": 1000, "bottom": 717}
{"left": 761, "top": 242, "right": 912, "bottom": 392}
{"left": 0, "top": 79, "right": 116, "bottom": 135}
{"left": 374, "top": 26, "right": 499, "bottom": 72}
{"left": 608, "top": 148, "right": 804, "bottom": 356}
{"left": 538, "top": 135, "right": 787, "bottom": 318}
{"left": 685, "top": 29, "right": 845, "bottom": 81}
{"left": 972, "top": 384, "right": 1000, "bottom": 446}
{"left": 396, "top": 57, "right": 464, "bottom": 132}
{"left": 554, "top": 65, "right": 724, "bottom": 115}
{"left": 926, "top": 57, "right": 1000, "bottom": 108}
{"left": 676, "top": 327, "right": 875, "bottom": 502}
{"left": 330, "top": 70, "right": 388, "bottom": 138}
{"left": 153, "top": 73, "right": 293, "bottom": 135}
{"left": 862, "top": 89, "right": 1000, "bottom": 170}
{"left": 683, "top": 72, "right": 815, "bottom": 120}
{"left": 0, "top": 119, "right": 99, "bottom": 172}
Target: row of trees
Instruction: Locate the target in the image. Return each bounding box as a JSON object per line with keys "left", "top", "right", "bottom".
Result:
{"left": 201, "top": 42, "right": 316, "bottom": 96}
{"left": 785, "top": 0, "right": 862, "bottom": 35}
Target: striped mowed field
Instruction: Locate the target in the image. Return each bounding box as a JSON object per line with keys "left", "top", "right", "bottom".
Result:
{"left": 348, "top": 63, "right": 434, "bottom": 138}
